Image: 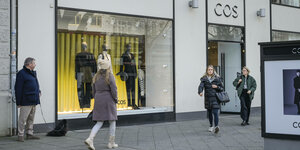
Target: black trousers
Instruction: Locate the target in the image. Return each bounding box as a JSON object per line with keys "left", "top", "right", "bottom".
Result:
{"left": 77, "top": 82, "right": 92, "bottom": 108}
{"left": 240, "top": 89, "right": 251, "bottom": 122}
{"left": 126, "top": 76, "right": 136, "bottom": 106}
{"left": 297, "top": 103, "right": 300, "bottom": 114}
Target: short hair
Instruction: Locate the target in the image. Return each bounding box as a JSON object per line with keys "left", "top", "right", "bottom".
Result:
{"left": 24, "top": 57, "right": 35, "bottom": 66}
{"left": 297, "top": 70, "right": 300, "bottom": 73}
{"left": 243, "top": 66, "right": 250, "bottom": 74}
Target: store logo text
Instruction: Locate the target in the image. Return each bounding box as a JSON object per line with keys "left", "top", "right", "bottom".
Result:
{"left": 293, "top": 122, "right": 300, "bottom": 128}
{"left": 292, "top": 48, "right": 300, "bottom": 55}
{"left": 214, "top": 3, "right": 238, "bottom": 18}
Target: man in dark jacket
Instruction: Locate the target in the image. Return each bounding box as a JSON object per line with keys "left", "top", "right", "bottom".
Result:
{"left": 15, "top": 57, "right": 41, "bottom": 142}
{"left": 294, "top": 70, "right": 300, "bottom": 114}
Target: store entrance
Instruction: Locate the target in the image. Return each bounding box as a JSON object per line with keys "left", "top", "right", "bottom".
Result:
{"left": 208, "top": 41, "right": 245, "bottom": 112}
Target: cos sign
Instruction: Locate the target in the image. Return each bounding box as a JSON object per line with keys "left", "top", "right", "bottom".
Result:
{"left": 214, "top": 3, "right": 238, "bottom": 18}
{"left": 292, "top": 48, "right": 300, "bottom": 55}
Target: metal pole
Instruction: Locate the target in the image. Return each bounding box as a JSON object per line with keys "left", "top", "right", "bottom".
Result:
{"left": 10, "top": 0, "right": 17, "bottom": 136}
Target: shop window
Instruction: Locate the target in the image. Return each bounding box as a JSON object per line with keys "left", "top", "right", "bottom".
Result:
{"left": 272, "top": 0, "right": 300, "bottom": 7}
{"left": 208, "top": 24, "right": 244, "bottom": 42}
{"left": 272, "top": 31, "right": 300, "bottom": 41}
{"left": 57, "top": 9, "right": 173, "bottom": 118}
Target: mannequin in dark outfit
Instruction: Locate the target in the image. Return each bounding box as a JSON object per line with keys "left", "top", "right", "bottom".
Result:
{"left": 75, "top": 42, "right": 97, "bottom": 108}
{"left": 119, "top": 44, "right": 139, "bottom": 109}
{"left": 294, "top": 70, "right": 300, "bottom": 114}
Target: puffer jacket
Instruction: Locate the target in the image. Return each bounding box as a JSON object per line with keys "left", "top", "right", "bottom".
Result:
{"left": 198, "top": 75, "right": 224, "bottom": 109}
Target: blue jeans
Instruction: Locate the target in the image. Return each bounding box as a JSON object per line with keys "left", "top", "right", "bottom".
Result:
{"left": 208, "top": 108, "right": 219, "bottom": 127}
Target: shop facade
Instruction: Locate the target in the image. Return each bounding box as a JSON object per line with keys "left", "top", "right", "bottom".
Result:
{"left": 11, "top": 0, "right": 300, "bottom": 132}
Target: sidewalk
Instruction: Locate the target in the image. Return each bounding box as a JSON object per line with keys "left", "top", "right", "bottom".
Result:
{"left": 0, "top": 112, "right": 263, "bottom": 150}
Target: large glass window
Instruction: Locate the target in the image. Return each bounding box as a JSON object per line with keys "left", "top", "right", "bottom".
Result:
{"left": 272, "top": 0, "right": 300, "bottom": 7}
{"left": 272, "top": 31, "right": 300, "bottom": 41}
{"left": 208, "top": 24, "right": 244, "bottom": 42}
{"left": 57, "top": 9, "right": 173, "bottom": 118}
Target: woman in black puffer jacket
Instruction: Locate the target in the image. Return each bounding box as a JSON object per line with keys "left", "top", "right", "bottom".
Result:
{"left": 198, "top": 65, "right": 224, "bottom": 134}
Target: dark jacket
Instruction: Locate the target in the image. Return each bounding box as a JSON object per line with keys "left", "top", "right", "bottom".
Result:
{"left": 294, "top": 76, "right": 300, "bottom": 104}
{"left": 15, "top": 66, "right": 40, "bottom": 106}
{"left": 233, "top": 75, "right": 257, "bottom": 100}
{"left": 198, "top": 75, "right": 224, "bottom": 109}
{"left": 75, "top": 51, "right": 97, "bottom": 80}
{"left": 120, "top": 51, "right": 137, "bottom": 78}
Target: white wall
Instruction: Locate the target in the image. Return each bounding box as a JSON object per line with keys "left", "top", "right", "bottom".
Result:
{"left": 208, "top": 0, "right": 244, "bottom": 26}
{"left": 272, "top": 4, "right": 300, "bottom": 32}
{"left": 175, "top": 0, "right": 207, "bottom": 113}
{"left": 58, "top": 0, "right": 173, "bottom": 19}
{"left": 245, "top": 0, "right": 270, "bottom": 107}
{"left": 18, "top": 0, "right": 55, "bottom": 124}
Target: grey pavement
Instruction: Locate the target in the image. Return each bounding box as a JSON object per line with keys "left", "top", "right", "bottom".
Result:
{"left": 0, "top": 112, "right": 263, "bottom": 150}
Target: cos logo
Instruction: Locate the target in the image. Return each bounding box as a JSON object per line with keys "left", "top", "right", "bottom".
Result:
{"left": 214, "top": 3, "right": 238, "bottom": 18}
{"left": 292, "top": 48, "right": 300, "bottom": 54}
{"left": 293, "top": 122, "right": 300, "bottom": 128}
{"left": 118, "top": 100, "right": 126, "bottom": 105}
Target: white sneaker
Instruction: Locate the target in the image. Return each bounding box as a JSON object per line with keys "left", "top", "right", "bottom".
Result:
{"left": 208, "top": 127, "right": 214, "bottom": 132}
{"left": 108, "top": 136, "right": 118, "bottom": 149}
{"left": 84, "top": 138, "right": 95, "bottom": 150}
{"left": 214, "top": 126, "right": 220, "bottom": 134}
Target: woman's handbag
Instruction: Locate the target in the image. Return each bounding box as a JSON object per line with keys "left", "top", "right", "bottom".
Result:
{"left": 87, "top": 110, "right": 95, "bottom": 122}
{"left": 216, "top": 91, "right": 230, "bottom": 103}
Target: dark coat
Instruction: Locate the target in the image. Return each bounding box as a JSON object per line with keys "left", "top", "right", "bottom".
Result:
{"left": 92, "top": 73, "right": 118, "bottom": 121}
{"left": 198, "top": 75, "right": 224, "bottom": 109}
{"left": 15, "top": 66, "right": 40, "bottom": 106}
{"left": 120, "top": 51, "right": 137, "bottom": 78}
{"left": 233, "top": 75, "right": 257, "bottom": 100}
{"left": 75, "top": 51, "right": 97, "bottom": 81}
{"left": 294, "top": 76, "right": 300, "bottom": 104}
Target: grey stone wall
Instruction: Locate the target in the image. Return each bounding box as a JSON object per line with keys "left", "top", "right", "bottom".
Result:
{"left": 0, "top": 0, "right": 11, "bottom": 136}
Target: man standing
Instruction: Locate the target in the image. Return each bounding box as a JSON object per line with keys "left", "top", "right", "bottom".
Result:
{"left": 294, "top": 70, "right": 300, "bottom": 114}
{"left": 15, "top": 57, "right": 41, "bottom": 142}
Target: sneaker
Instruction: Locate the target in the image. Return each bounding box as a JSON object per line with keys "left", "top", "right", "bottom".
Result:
{"left": 26, "top": 134, "right": 40, "bottom": 140}
{"left": 246, "top": 122, "right": 250, "bottom": 125}
{"left": 208, "top": 127, "right": 214, "bottom": 132}
{"left": 17, "top": 136, "right": 24, "bottom": 142}
{"left": 241, "top": 121, "right": 246, "bottom": 126}
{"left": 84, "top": 138, "right": 95, "bottom": 150}
{"left": 214, "top": 126, "right": 220, "bottom": 134}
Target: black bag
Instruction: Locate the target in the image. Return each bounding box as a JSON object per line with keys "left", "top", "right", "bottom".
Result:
{"left": 46, "top": 119, "right": 68, "bottom": 136}
{"left": 216, "top": 91, "right": 230, "bottom": 103}
{"left": 87, "top": 110, "right": 96, "bottom": 123}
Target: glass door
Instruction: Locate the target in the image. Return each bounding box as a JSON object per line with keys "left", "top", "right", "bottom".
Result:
{"left": 208, "top": 41, "right": 243, "bottom": 112}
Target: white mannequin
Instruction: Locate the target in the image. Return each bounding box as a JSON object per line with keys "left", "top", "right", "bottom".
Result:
{"left": 138, "top": 63, "right": 145, "bottom": 97}
{"left": 97, "top": 45, "right": 113, "bottom": 73}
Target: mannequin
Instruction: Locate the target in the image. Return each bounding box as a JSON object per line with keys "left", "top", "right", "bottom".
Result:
{"left": 138, "top": 62, "right": 145, "bottom": 107}
{"left": 97, "top": 44, "right": 113, "bottom": 73}
{"left": 119, "top": 44, "right": 139, "bottom": 109}
{"left": 75, "top": 42, "right": 97, "bottom": 108}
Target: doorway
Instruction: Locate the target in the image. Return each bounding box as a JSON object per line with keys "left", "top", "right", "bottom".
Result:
{"left": 208, "top": 41, "right": 245, "bottom": 112}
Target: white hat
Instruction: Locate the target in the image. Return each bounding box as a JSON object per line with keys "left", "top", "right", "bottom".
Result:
{"left": 98, "top": 59, "right": 110, "bottom": 70}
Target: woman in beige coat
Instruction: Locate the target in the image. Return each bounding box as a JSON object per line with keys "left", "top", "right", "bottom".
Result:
{"left": 85, "top": 59, "right": 118, "bottom": 150}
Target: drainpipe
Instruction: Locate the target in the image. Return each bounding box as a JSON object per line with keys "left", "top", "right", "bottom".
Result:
{"left": 10, "top": 0, "right": 17, "bottom": 136}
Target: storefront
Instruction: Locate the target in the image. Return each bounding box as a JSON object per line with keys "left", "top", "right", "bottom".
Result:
{"left": 56, "top": 8, "right": 174, "bottom": 122}
{"left": 15, "top": 0, "right": 300, "bottom": 132}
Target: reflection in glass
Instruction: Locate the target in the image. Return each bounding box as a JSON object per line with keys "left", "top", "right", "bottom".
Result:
{"left": 272, "top": 31, "right": 300, "bottom": 41}
{"left": 208, "top": 25, "right": 244, "bottom": 42}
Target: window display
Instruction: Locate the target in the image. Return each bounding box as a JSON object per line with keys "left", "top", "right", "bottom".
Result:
{"left": 57, "top": 9, "right": 173, "bottom": 117}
